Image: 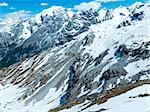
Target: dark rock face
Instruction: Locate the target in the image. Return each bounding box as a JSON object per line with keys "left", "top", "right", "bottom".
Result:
{"left": 130, "top": 11, "right": 144, "bottom": 21}
{"left": 117, "top": 11, "right": 145, "bottom": 29}
{"left": 117, "top": 20, "right": 131, "bottom": 28}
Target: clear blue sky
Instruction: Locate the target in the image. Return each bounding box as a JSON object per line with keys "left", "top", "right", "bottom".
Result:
{"left": 0, "top": 0, "right": 147, "bottom": 15}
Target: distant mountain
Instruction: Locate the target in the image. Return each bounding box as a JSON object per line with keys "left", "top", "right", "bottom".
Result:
{"left": 0, "top": 2, "right": 150, "bottom": 112}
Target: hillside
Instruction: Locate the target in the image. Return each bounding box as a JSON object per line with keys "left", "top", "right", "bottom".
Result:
{"left": 0, "top": 2, "right": 150, "bottom": 112}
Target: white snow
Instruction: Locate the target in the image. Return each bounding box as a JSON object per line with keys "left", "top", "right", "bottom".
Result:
{"left": 77, "top": 86, "right": 90, "bottom": 98}
{"left": 124, "top": 58, "right": 150, "bottom": 78}
{"left": 0, "top": 84, "right": 64, "bottom": 112}
{"left": 60, "top": 84, "right": 150, "bottom": 112}
{"left": 0, "top": 2, "right": 150, "bottom": 112}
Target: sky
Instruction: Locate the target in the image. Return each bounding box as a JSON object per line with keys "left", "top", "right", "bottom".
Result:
{"left": 0, "top": 0, "right": 148, "bottom": 20}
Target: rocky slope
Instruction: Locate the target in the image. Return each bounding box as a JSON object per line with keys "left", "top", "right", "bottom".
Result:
{"left": 0, "top": 2, "right": 150, "bottom": 112}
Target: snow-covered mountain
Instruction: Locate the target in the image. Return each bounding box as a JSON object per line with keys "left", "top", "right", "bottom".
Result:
{"left": 0, "top": 2, "right": 150, "bottom": 112}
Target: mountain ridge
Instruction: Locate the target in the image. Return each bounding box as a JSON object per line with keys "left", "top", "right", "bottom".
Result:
{"left": 0, "top": 1, "right": 150, "bottom": 112}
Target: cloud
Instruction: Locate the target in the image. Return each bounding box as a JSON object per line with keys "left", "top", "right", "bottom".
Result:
{"left": 40, "top": 3, "right": 48, "bottom": 6}
{"left": 10, "top": 7, "right": 16, "bottom": 10}
{"left": 2, "top": 10, "right": 33, "bottom": 23}
{"left": 0, "top": 2, "right": 8, "bottom": 7}
{"left": 74, "top": 1, "right": 101, "bottom": 11}
{"left": 73, "top": 0, "right": 124, "bottom": 11}
{"left": 96, "top": 0, "right": 124, "bottom": 3}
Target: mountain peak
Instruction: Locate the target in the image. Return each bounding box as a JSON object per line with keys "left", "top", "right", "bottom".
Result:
{"left": 0, "top": 2, "right": 150, "bottom": 112}
{"left": 40, "top": 6, "right": 74, "bottom": 17}
{"left": 42, "top": 6, "right": 66, "bottom": 16}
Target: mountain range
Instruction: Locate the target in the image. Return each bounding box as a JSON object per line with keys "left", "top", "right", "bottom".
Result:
{"left": 0, "top": 2, "right": 150, "bottom": 112}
